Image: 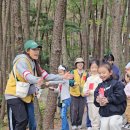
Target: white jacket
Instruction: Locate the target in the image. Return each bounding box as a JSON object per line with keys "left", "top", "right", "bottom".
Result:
{"left": 83, "top": 74, "right": 102, "bottom": 103}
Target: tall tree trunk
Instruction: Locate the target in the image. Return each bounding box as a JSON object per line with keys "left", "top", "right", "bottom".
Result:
{"left": 0, "top": 0, "right": 3, "bottom": 89}
{"left": 126, "top": 0, "right": 130, "bottom": 63}
{"left": 100, "top": 0, "right": 107, "bottom": 61}
{"left": 110, "top": 0, "right": 123, "bottom": 68}
{"left": 33, "top": 0, "right": 42, "bottom": 40}
{"left": 0, "top": 0, "right": 2, "bottom": 68}
{"left": 61, "top": 4, "right": 68, "bottom": 66}
{"left": 7, "top": 14, "right": 11, "bottom": 73}
{"left": 12, "top": 0, "right": 23, "bottom": 53}
{"left": 2, "top": 0, "right": 6, "bottom": 28}
{"left": 81, "top": 0, "right": 89, "bottom": 68}
{"left": 90, "top": 1, "right": 98, "bottom": 58}
{"left": 43, "top": 0, "right": 67, "bottom": 129}
{"left": 62, "top": 23, "right": 68, "bottom": 66}
{"left": 34, "top": 97, "right": 43, "bottom": 130}
{"left": 1, "top": 0, "right": 11, "bottom": 122}
{"left": 21, "top": 0, "right": 30, "bottom": 41}
{"left": 10, "top": 0, "right": 15, "bottom": 61}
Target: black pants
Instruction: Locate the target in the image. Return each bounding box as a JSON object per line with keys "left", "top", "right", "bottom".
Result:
{"left": 70, "top": 95, "right": 85, "bottom": 126}
{"left": 7, "top": 98, "right": 28, "bottom": 130}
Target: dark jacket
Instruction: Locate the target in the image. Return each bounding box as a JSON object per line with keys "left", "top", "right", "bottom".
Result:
{"left": 112, "top": 64, "right": 121, "bottom": 80}
{"left": 94, "top": 77, "right": 126, "bottom": 117}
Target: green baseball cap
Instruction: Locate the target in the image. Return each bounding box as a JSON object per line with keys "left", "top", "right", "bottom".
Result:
{"left": 24, "top": 40, "right": 42, "bottom": 51}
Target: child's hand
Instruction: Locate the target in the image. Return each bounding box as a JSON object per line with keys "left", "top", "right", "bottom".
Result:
{"left": 127, "top": 96, "right": 130, "bottom": 99}
{"left": 96, "top": 96, "right": 100, "bottom": 103}
{"left": 84, "top": 90, "right": 90, "bottom": 96}
{"left": 100, "top": 97, "right": 109, "bottom": 106}
{"left": 45, "top": 82, "right": 49, "bottom": 86}
{"left": 37, "top": 77, "right": 43, "bottom": 87}
{"left": 49, "top": 87, "right": 55, "bottom": 91}
{"left": 63, "top": 72, "right": 74, "bottom": 79}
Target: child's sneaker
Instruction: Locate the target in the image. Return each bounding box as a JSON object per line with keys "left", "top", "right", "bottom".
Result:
{"left": 124, "top": 123, "right": 130, "bottom": 129}
{"left": 77, "top": 125, "right": 82, "bottom": 129}
{"left": 87, "top": 127, "right": 92, "bottom": 130}
{"left": 72, "top": 125, "right": 77, "bottom": 130}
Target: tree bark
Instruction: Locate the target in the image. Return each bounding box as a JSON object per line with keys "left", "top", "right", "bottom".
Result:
{"left": 100, "top": 0, "right": 107, "bottom": 61}
{"left": 81, "top": 0, "right": 89, "bottom": 68}
{"left": 61, "top": 4, "right": 68, "bottom": 67}
{"left": 12, "top": 0, "right": 23, "bottom": 53}
{"left": 10, "top": 0, "right": 15, "bottom": 61}
{"left": 34, "top": 97, "right": 43, "bottom": 130}
{"left": 62, "top": 23, "right": 68, "bottom": 66}
{"left": 1, "top": 0, "right": 11, "bottom": 122}
{"left": 21, "top": 0, "right": 30, "bottom": 41}
{"left": 43, "top": 0, "right": 67, "bottom": 129}
{"left": 0, "top": 0, "right": 3, "bottom": 68}
{"left": 90, "top": 0, "right": 98, "bottom": 58}
{"left": 126, "top": 0, "right": 130, "bottom": 63}
{"left": 0, "top": 0, "right": 3, "bottom": 118}
{"left": 110, "top": 0, "right": 123, "bottom": 68}
{"left": 33, "top": 0, "right": 42, "bottom": 40}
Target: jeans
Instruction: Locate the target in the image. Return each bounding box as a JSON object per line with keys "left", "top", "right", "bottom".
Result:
{"left": 26, "top": 102, "right": 37, "bottom": 130}
{"left": 61, "top": 98, "right": 71, "bottom": 130}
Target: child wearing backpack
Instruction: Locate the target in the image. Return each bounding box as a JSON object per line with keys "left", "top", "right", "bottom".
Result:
{"left": 94, "top": 62, "right": 126, "bottom": 130}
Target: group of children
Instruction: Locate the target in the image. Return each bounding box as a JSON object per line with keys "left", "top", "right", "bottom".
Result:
{"left": 45, "top": 54, "right": 130, "bottom": 130}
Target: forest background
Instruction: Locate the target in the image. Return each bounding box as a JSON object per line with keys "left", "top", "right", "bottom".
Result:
{"left": 0, "top": 0, "right": 130, "bottom": 130}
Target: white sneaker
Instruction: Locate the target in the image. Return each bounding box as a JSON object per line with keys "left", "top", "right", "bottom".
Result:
{"left": 87, "top": 127, "right": 92, "bottom": 130}
{"left": 72, "top": 125, "right": 77, "bottom": 130}
{"left": 77, "top": 125, "right": 82, "bottom": 129}
{"left": 124, "top": 123, "right": 130, "bottom": 129}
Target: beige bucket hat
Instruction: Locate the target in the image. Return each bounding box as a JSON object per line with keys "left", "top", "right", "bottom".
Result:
{"left": 75, "top": 57, "right": 84, "bottom": 65}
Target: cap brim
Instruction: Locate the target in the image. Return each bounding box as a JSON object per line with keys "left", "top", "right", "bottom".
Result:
{"left": 37, "top": 45, "right": 42, "bottom": 48}
{"left": 75, "top": 61, "right": 84, "bottom": 64}
{"left": 31, "top": 45, "right": 42, "bottom": 49}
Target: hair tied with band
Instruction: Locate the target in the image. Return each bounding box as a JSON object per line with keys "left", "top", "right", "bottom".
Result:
{"left": 58, "top": 65, "right": 66, "bottom": 71}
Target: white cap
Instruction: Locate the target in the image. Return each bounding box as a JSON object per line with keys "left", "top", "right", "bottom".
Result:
{"left": 58, "top": 65, "right": 66, "bottom": 70}
{"left": 125, "top": 62, "right": 130, "bottom": 69}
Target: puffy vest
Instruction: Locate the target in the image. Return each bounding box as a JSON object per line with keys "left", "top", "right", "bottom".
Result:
{"left": 70, "top": 69, "right": 87, "bottom": 97}
{"left": 5, "top": 57, "right": 34, "bottom": 103}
